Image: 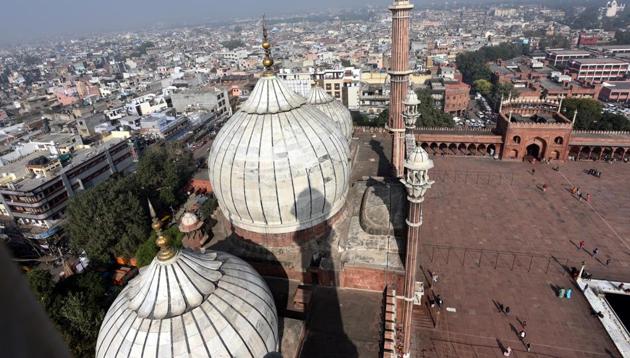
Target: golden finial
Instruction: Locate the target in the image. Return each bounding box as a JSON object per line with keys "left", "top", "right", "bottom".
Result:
{"left": 262, "top": 15, "right": 274, "bottom": 75}
{"left": 148, "top": 199, "right": 176, "bottom": 261}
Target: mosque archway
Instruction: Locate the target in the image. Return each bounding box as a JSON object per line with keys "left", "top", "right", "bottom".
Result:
{"left": 579, "top": 146, "right": 591, "bottom": 160}
{"left": 525, "top": 137, "right": 546, "bottom": 160}
{"left": 487, "top": 144, "right": 496, "bottom": 156}
{"left": 478, "top": 144, "right": 486, "bottom": 155}
{"left": 602, "top": 147, "right": 613, "bottom": 160}
{"left": 550, "top": 150, "right": 560, "bottom": 160}
{"left": 526, "top": 144, "right": 541, "bottom": 159}
{"left": 614, "top": 147, "right": 625, "bottom": 160}
{"left": 509, "top": 149, "right": 519, "bottom": 159}
{"left": 592, "top": 147, "right": 602, "bottom": 160}
{"left": 467, "top": 144, "right": 477, "bottom": 155}
{"left": 448, "top": 143, "right": 457, "bottom": 155}
{"left": 430, "top": 143, "right": 438, "bottom": 154}
{"left": 458, "top": 143, "right": 467, "bottom": 154}
{"left": 439, "top": 143, "right": 448, "bottom": 154}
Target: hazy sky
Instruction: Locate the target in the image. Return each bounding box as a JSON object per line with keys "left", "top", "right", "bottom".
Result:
{"left": 0, "top": 0, "right": 397, "bottom": 45}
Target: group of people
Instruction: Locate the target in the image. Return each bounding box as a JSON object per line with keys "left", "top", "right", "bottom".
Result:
{"left": 569, "top": 186, "right": 591, "bottom": 202}
{"left": 586, "top": 168, "right": 602, "bottom": 178}
{"left": 496, "top": 303, "right": 532, "bottom": 356}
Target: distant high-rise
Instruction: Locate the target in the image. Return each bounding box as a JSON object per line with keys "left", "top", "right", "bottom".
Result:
{"left": 388, "top": 0, "right": 414, "bottom": 178}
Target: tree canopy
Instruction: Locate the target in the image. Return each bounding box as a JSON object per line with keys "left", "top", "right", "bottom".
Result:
{"left": 561, "top": 98, "right": 603, "bottom": 130}
{"left": 65, "top": 143, "right": 195, "bottom": 265}
{"left": 473, "top": 79, "right": 493, "bottom": 96}
{"left": 415, "top": 88, "right": 455, "bottom": 127}
{"left": 221, "top": 39, "right": 246, "bottom": 50}
{"left": 27, "top": 270, "right": 119, "bottom": 358}
{"left": 65, "top": 177, "right": 148, "bottom": 265}
{"left": 560, "top": 98, "right": 630, "bottom": 131}
{"left": 456, "top": 43, "right": 528, "bottom": 84}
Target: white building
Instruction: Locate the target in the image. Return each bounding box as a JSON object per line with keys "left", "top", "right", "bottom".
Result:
{"left": 606, "top": 0, "right": 626, "bottom": 17}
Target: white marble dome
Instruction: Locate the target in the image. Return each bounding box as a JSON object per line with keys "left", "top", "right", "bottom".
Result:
{"left": 405, "top": 146, "right": 433, "bottom": 171}
{"left": 96, "top": 250, "right": 279, "bottom": 358}
{"left": 306, "top": 86, "right": 353, "bottom": 142}
{"left": 208, "top": 75, "right": 350, "bottom": 234}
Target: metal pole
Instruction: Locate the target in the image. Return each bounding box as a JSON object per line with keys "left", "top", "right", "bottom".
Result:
{"left": 545, "top": 257, "right": 551, "bottom": 273}
{"left": 511, "top": 254, "right": 516, "bottom": 270}
{"left": 528, "top": 256, "right": 533, "bottom": 272}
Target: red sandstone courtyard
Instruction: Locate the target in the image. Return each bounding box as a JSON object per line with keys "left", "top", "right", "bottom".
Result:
{"left": 408, "top": 154, "right": 630, "bottom": 357}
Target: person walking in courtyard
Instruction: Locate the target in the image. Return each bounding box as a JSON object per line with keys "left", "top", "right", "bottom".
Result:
{"left": 592, "top": 247, "right": 599, "bottom": 257}
{"left": 432, "top": 272, "right": 438, "bottom": 286}
{"left": 606, "top": 257, "right": 612, "bottom": 266}
{"left": 503, "top": 346, "right": 512, "bottom": 356}
{"left": 504, "top": 306, "right": 511, "bottom": 315}
{"left": 578, "top": 240, "right": 585, "bottom": 251}
{"left": 526, "top": 343, "right": 532, "bottom": 352}
{"left": 586, "top": 193, "right": 591, "bottom": 202}
{"left": 519, "top": 330, "right": 526, "bottom": 340}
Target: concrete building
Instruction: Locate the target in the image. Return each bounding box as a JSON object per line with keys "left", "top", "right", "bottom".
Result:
{"left": 568, "top": 58, "right": 630, "bottom": 82}
{"left": 169, "top": 89, "right": 232, "bottom": 118}
{"left": 546, "top": 49, "right": 593, "bottom": 67}
{"left": 605, "top": 0, "right": 626, "bottom": 17}
{"left": 599, "top": 81, "right": 630, "bottom": 102}
{"left": 443, "top": 82, "right": 471, "bottom": 115}
{"left": 0, "top": 138, "right": 134, "bottom": 234}
{"left": 140, "top": 113, "right": 191, "bottom": 141}
{"left": 76, "top": 113, "right": 107, "bottom": 137}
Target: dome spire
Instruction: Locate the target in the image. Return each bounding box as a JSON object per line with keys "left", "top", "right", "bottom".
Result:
{"left": 262, "top": 15, "right": 274, "bottom": 76}
{"left": 148, "top": 199, "right": 176, "bottom": 261}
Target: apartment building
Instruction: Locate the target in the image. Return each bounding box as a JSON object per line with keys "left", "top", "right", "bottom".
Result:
{"left": 0, "top": 138, "right": 134, "bottom": 235}
{"left": 546, "top": 49, "right": 593, "bottom": 67}
{"left": 568, "top": 58, "right": 630, "bottom": 82}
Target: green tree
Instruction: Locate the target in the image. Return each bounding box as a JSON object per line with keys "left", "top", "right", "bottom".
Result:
{"left": 199, "top": 195, "right": 219, "bottom": 220}
{"left": 415, "top": 88, "right": 455, "bottom": 127}
{"left": 473, "top": 79, "right": 493, "bottom": 96}
{"left": 341, "top": 59, "right": 352, "bottom": 67}
{"left": 65, "top": 177, "right": 149, "bottom": 265}
{"left": 135, "top": 226, "right": 184, "bottom": 267}
{"left": 26, "top": 269, "right": 55, "bottom": 308}
{"left": 221, "top": 39, "right": 246, "bottom": 50}
{"left": 595, "top": 113, "right": 630, "bottom": 131}
{"left": 456, "top": 42, "right": 527, "bottom": 84}
{"left": 135, "top": 144, "right": 195, "bottom": 212}
{"left": 561, "top": 98, "right": 603, "bottom": 130}
{"left": 27, "top": 270, "right": 117, "bottom": 358}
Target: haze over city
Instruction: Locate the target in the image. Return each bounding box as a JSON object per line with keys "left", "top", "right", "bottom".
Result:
{"left": 1, "top": 0, "right": 630, "bottom": 357}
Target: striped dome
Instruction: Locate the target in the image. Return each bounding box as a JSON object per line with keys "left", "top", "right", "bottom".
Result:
{"left": 306, "top": 86, "right": 353, "bottom": 142}
{"left": 208, "top": 75, "right": 350, "bottom": 234}
{"left": 96, "top": 250, "right": 278, "bottom": 358}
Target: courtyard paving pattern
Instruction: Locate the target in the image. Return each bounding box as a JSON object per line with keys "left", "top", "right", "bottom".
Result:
{"left": 412, "top": 156, "right": 630, "bottom": 357}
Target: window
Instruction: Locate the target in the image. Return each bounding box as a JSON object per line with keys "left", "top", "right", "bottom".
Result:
{"left": 326, "top": 84, "right": 332, "bottom": 90}
{"left": 513, "top": 136, "right": 521, "bottom": 144}
{"left": 554, "top": 136, "right": 564, "bottom": 145}
{"left": 334, "top": 83, "right": 340, "bottom": 90}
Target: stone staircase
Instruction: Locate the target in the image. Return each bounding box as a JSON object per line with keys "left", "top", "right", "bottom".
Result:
{"left": 412, "top": 305, "right": 435, "bottom": 330}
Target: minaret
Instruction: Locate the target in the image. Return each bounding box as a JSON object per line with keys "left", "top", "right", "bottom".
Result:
{"left": 400, "top": 147, "right": 433, "bottom": 357}
{"left": 388, "top": 0, "right": 414, "bottom": 178}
